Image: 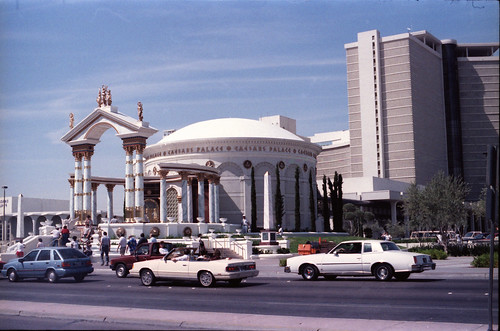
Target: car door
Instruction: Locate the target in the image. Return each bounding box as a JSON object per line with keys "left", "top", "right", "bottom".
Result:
{"left": 17, "top": 250, "right": 39, "bottom": 277}
{"left": 30, "top": 249, "right": 52, "bottom": 278}
{"left": 160, "top": 249, "right": 190, "bottom": 279}
{"left": 320, "top": 242, "right": 363, "bottom": 275}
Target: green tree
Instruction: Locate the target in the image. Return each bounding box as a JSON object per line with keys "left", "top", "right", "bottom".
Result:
{"left": 322, "top": 175, "right": 330, "bottom": 231}
{"left": 294, "top": 167, "right": 301, "bottom": 231}
{"left": 250, "top": 167, "right": 257, "bottom": 232}
{"left": 275, "top": 164, "right": 285, "bottom": 231}
{"left": 343, "top": 203, "right": 375, "bottom": 236}
{"left": 403, "top": 171, "right": 470, "bottom": 249}
{"left": 309, "top": 170, "right": 317, "bottom": 232}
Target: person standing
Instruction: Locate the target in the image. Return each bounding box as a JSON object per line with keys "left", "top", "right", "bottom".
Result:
{"left": 100, "top": 231, "right": 111, "bottom": 266}
{"left": 71, "top": 236, "right": 80, "bottom": 249}
{"left": 36, "top": 237, "right": 45, "bottom": 248}
{"left": 137, "top": 233, "right": 147, "bottom": 246}
{"left": 241, "top": 215, "right": 248, "bottom": 233}
{"left": 198, "top": 234, "right": 207, "bottom": 255}
{"left": 60, "top": 225, "right": 70, "bottom": 246}
{"left": 51, "top": 227, "right": 60, "bottom": 246}
{"left": 117, "top": 234, "right": 127, "bottom": 256}
{"left": 127, "top": 235, "right": 137, "bottom": 255}
{"left": 149, "top": 234, "right": 157, "bottom": 243}
{"left": 15, "top": 239, "right": 25, "bottom": 257}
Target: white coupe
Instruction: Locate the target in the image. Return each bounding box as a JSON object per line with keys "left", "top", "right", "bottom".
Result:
{"left": 285, "top": 240, "right": 436, "bottom": 281}
{"left": 129, "top": 247, "right": 259, "bottom": 287}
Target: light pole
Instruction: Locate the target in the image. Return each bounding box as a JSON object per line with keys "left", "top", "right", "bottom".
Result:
{"left": 2, "top": 186, "right": 7, "bottom": 242}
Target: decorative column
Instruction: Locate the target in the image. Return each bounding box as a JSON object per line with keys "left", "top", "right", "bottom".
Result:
{"left": 180, "top": 172, "right": 189, "bottom": 223}
{"left": 105, "top": 184, "right": 115, "bottom": 221}
{"left": 159, "top": 170, "right": 169, "bottom": 223}
{"left": 73, "top": 153, "right": 83, "bottom": 224}
{"left": 91, "top": 183, "right": 99, "bottom": 225}
{"left": 32, "top": 218, "right": 37, "bottom": 236}
{"left": 82, "top": 150, "right": 94, "bottom": 219}
{"left": 16, "top": 194, "right": 24, "bottom": 239}
{"left": 214, "top": 177, "right": 220, "bottom": 224}
{"left": 208, "top": 177, "right": 214, "bottom": 223}
{"left": 123, "top": 146, "right": 135, "bottom": 222}
{"left": 390, "top": 200, "right": 398, "bottom": 225}
{"left": 187, "top": 178, "right": 193, "bottom": 222}
{"left": 68, "top": 179, "right": 75, "bottom": 220}
{"left": 134, "top": 145, "right": 145, "bottom": 222}
{"left": 197, "top": 174, "right": 205, "bottom": 222}
{"left": 177, "top": 196, "right": 183, "bottom": 223}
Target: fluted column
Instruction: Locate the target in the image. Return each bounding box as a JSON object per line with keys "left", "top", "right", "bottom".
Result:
{"left": 82, "top": 150, "right": 93, "bottom": 219}
{"left": 68, "top": 179, "right": 75, "bottom": 220}
{"left": 124, "top": 146, "right": 135, "bottom": 222}
{"left": 208, "top": 177, "right": 215, "bottom": 223}
{"left": 134, "top": 145, "right": 145, "bottom": 222}
{"left": 180, "top": 172, "right": 188, "bottom": 223}
{"left": 159, "top": 170, "right": 169, "bottom": 223}
{"left": 91, "top": 183, "right": 99, "bottom": 225}
{"left": 73, "top": 154, "right": 83, "bottom": 224}
{"left": 105, "top": 184, "right": 115, "bottom": 221}
{"left": 214, "top": 177, "right": 220, "bottom": 223}
{"left": 197, "top": 174, "right": 205, "bottom": 222}
{"left": 187, "top": 178, "right": 193, "bottom": 222}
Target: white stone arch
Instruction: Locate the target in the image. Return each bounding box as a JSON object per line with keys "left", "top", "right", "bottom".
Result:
{"left": 84, "top": 122, "right": 119, "bottom": 141}
{"left": 217, "top": 162, "right": 244, "bottom": 177}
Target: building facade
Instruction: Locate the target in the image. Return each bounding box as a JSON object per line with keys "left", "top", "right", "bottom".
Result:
{"left": 315, "top": 30, "right": 499, "bottom": 224}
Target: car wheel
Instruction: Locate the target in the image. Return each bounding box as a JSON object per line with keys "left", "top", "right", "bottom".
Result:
{"left": 324, "top": 275, "right": 337, "bottom": 281}
{"left": 228, "top": 279, "right": 242, "bottom": 286}
{"left": 7, "top": 269, "right": 18, "bottom": 282}
{"left": 115, "top": 264, "right": 128, "bottom": 278}
{"left": 74, "top": 274, "right": 86, "bottom": 282}
{"left": 394, "top": 272, "right": 411, "bottom": 281}
{"left": 198, "top": 271, "right": 215, "bottom": 287}
{"left": 374, "top": 264, "right": 393, "bottom": 281}
{"left": 301, "top": 264, "right": 319, "bottom": 281}
{"left": 47, "top": 270, "right": 59, "bottom": 283}
{"left": 140, "top": 269, "right": 155, "bottom": 286}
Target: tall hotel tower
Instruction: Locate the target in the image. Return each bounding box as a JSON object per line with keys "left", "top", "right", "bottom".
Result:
{"left": 342, "top": 30, "right": 499, "bottom": 200}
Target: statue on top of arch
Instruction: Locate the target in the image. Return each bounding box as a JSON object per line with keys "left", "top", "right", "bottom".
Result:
{"left": 96, "top": 85, "right": 112, "bottom": 107}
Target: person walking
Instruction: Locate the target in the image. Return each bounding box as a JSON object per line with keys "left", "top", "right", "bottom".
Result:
{"left": 117, "top": 234, "right": 127, "bottom": 256}
{"left": 137, "top": 233, "right": 147, "bottom": 246}
{"left": 100, "top": 231, "right": 111, "bottom": 266}
{"left": 51, "top": 227, "right": 60, "bottom": 246}
{"left": 127, "top": 235, "right": 137, "bottom": 255}
{"left": 60, "top": 225, "right": 70, "bottom": 246}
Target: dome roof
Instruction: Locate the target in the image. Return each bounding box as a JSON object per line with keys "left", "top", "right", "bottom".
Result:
{"left": 156, "top": 118, "right": 304, "bottom": 144}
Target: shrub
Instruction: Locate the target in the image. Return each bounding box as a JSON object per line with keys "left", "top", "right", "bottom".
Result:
{"left": 277, "top": 248, "right": 290, "bottom": 254}
{"left": 279, "top": 258, "right": 287, "bottom": 267}
{"left": 408, "top": 246, "right": 447, "bottom": 260}
{"left": 471, "top": 252, "right": 499, "bottom": 268}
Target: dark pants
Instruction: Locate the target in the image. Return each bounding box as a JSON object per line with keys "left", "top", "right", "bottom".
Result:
{"left": 51, "top": 238, "right": 59, "bottom": 247}
{"left": 101, "top": 245, "right": 110, "bottom": 263}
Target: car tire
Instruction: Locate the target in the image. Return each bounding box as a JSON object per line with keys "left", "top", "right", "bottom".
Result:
{"left": 394, "top": 272, "right": 411, "bottom": 281}
{"left": 7, "top": 269, "right": 18, "bottom": 282}
{"left": 115, "top": 264, "right": 128, "bottom": 278}
{"left": 301, "top": 264, "right": 319, "bottom": 281}
{"left": 228, "top": 279, "right": 242, "bottom": 286}
{"left": 324, "top": 275, "right": 337, "bottom": 281}
{"left": 140, "top": 269, "right": 156, "bottom": 286}
{"left": 374, "top": 264, "right": 393, "bottom": 281}
{"left": 198, "top": 271, "right": 215, "bottom": 287}
{"left": 47, "top": 270, "right": 59, "bottom": 283}
{"left": 74, "top": 274, "right": 86, "bottom": 282}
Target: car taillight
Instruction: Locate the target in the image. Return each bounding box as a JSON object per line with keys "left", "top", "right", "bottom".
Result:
{"left": 86, "top": 260, "right": 92, "bottom": 266}
{"left": 248, "top": 264, "right": 255, "bottom": 270}
{"left": 61, "top": 262, "right": 71, "bottom": 267}
{"left": 226, "top": 266, "right": 239, "bottom": 272}
{"left": 413, "top": 257, "right": 417, "bottom": 264}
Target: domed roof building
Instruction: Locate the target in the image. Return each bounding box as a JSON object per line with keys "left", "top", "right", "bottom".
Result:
{"left": 143, "top": 116, "right": 322, "bottom": 231}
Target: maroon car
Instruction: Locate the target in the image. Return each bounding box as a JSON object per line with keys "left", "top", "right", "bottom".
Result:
{"left": 110, "top": 242, "right": 173, "bottom": 278}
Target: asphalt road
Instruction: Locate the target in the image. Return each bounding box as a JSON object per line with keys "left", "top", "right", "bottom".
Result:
{"left": 0, "top": 266, "right": 497, "bottom": 327}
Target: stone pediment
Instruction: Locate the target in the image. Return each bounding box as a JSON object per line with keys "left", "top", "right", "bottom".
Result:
{"left": 61, "top": 106, "right": 158, "bottom": 146}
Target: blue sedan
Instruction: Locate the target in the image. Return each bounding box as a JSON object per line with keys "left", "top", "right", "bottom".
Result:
{"left": 1, "top": 247, "right": 94, "bottom": 283}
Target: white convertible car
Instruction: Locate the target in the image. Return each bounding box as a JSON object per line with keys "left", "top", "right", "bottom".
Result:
{"left": 285, "top": 240, "right": 436, "bottom": 281}
{"left": 129, "top": 247, "right": 259, "bottom": 287}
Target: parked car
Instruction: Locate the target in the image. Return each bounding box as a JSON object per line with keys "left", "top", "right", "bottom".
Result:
{"left": 1, "top": 247, "right": 93, "bottom": 283}
{"left": 110, "top": 241, "right": 174, "bottom": 278}
{"left": 284, "top": 240, "right": 436, "bottom": 281}
{"left": 129, "top": 247, "right": 259, "bottom": 287}
{"left": 463, "top": 231, "right": 485, "bottom": 242}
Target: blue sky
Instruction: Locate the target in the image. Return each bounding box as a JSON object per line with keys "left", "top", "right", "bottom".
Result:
{"left": 0, "top": 0, "right": 498, "bottom": 214}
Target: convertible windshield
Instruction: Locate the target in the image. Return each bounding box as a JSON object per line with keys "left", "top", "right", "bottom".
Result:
{"left": 380, "top": 242, "right": 400, "bottom": 251}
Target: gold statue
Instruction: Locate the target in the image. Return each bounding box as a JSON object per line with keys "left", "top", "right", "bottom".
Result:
{"left": 69, "top": 113, "right": 74, "bottom": 129}
{"left": 137, "top": 101, "right": 143, "bottom": 121}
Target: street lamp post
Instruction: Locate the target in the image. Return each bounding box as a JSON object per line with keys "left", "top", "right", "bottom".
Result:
{"left": 2, "top": 186, "right": 7, "bottom": 242}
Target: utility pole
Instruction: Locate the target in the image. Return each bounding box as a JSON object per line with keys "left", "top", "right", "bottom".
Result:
{"left": 2, "top": 186, "right": 7, "bottom": 242}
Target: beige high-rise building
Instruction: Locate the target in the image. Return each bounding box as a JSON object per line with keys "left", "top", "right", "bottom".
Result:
{"left": 314, "top": 29, "right": 498, "bottom": 224}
